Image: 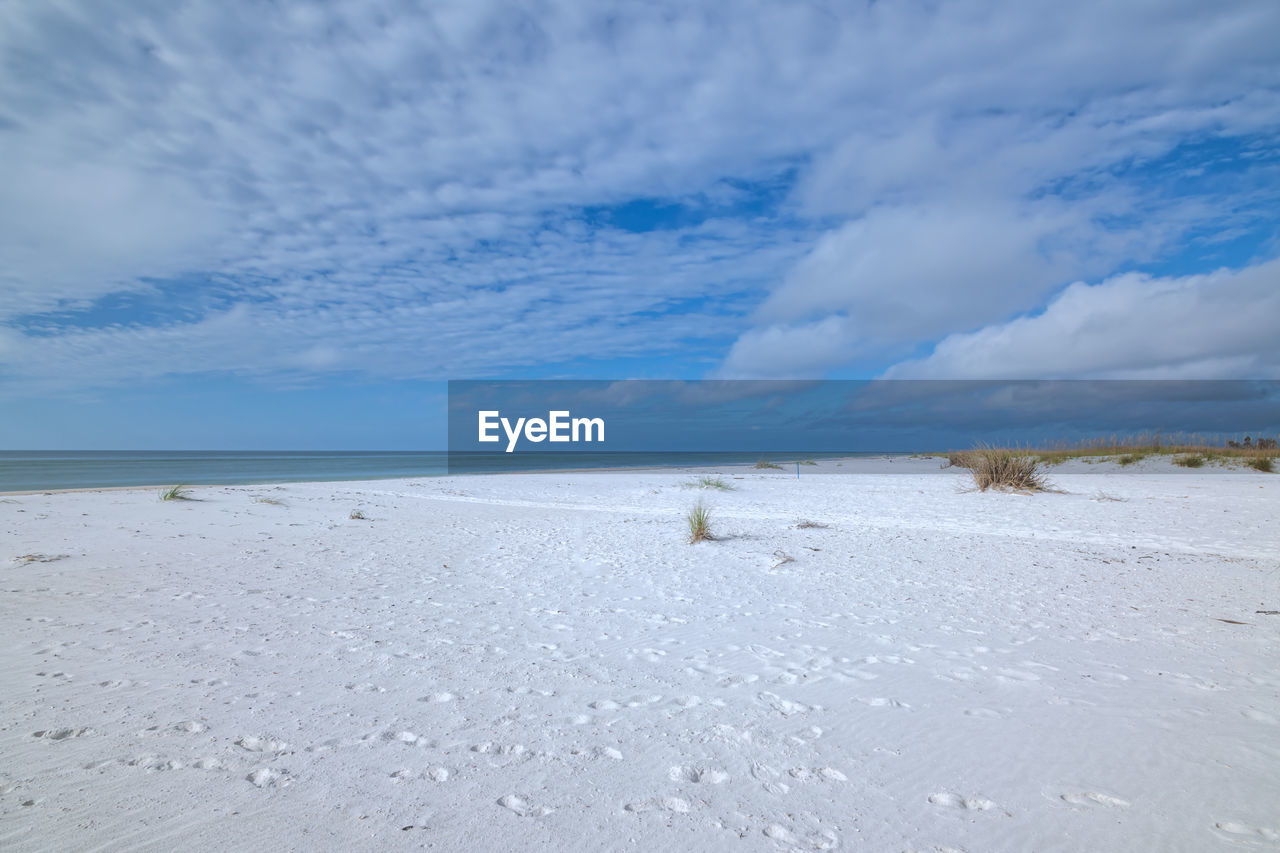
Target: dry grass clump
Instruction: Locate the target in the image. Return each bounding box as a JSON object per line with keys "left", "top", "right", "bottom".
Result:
{"left": 967, "top": 448, "right": 1048, "bottom": 492}
{"left": 160, "top": 485, "right": 193, "bottom": 501}
{"left": 946, "top": 451, "right": 978, "bottom": 469}
{"left": 1173, "top": 454, "right": 1205, "bottom": 468}
{"left": 1247, "top": 457, "right": 1275, "bottom": 473}
{"left": 684, "top": 476, "right": 734, "bottom": 491}
{"left": 687, "top": 502, "right": 713, "bottom": 543}
{"left": 255, "top": 497, "right": 285, "bottom": 505}
{"left": 794, "top": 519, "right": 830, "bottom": 529}
{"left": 754, "top": 459, "right": 783, "bottom": 470}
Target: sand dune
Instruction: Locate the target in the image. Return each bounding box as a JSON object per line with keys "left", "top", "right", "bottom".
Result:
{"left": 2, "top": 458, "right": 1278, "bottom": 851}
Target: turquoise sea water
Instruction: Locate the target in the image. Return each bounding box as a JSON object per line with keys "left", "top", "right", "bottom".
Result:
{"left": 0, "top": 450, "right": 873, "bottom": 492}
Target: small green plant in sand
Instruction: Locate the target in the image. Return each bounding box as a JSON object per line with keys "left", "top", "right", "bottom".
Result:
{"left": 797, "top": 459, "right": 818, "bottom": 466}
{"left": 684, "top": 476, "right": 734, "bottom": 491}
{"left": 754, "top": 460, "right": 783, "bottom": 470}
{"left": 1173, "top": 455, "right": 1205, "bottom": 468}
{"left": 160, "top": 485, "right": 193, "bottom": 501}
{"left": 966, "top": 448, "right": 1048, "bottom": 492}
{"left": 794, "top": 519, "right": 830, "bottom": 529}
{"left": 1247, "top": 457, "right": 1275, "bottom": 473}
{"left": 349, "top": 509, "right": 367, "bottom": 520}
{"left": 255, "top": 497, "right": 285, "bottom": 506}
{"left": 686, "top": 502, "right": 713, "bottom": 543}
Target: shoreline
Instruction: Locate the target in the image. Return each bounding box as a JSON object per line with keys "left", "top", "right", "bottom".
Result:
{"left": 0, "top": 453, "right": 900, "bottom": 496}
{"left": 6, "top": 449, "right": 1275, "bottom": 497}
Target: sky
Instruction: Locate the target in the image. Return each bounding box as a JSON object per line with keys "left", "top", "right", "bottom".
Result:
{"left": 1, "top": 0, "right": 1278, "bottom": 449}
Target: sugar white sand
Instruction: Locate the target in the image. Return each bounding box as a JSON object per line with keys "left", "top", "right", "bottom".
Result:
{"left": 2, "top": 457, "right": 1278, "bottom": 852}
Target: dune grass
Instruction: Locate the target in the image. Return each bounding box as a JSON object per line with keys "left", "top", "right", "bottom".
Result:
{"left": 684, "top": 476, "right": 735, "bottom": 491}
{"left": 1173, "top": 454, "right": 1205, "bottom": 468}
{"left": 1247, "top": 457, "right": 1275, "bottom": 473}
{"left": 797, "top": 459, "right": 818, "bottom": 466}
{"left": 686, "top": 502, "right": 713, "bottom": 543}
{"left": 159, "top": 485, "right": 193, "bottom": 501}
{"left": 958, "top": 447, "right": 1049, "bottom": 492}
{"left": 946, "top": 432, "right": 1277, "bottom": 472}
{"left": 754, "top": 460, "right": 783, "bottom": 470}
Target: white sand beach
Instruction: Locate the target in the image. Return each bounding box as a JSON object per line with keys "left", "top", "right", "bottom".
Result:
{"left": 2, "top": 457, "right": 1278, "bottom": 852}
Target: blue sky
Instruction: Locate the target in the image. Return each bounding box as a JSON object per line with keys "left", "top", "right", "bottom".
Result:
{"left": 1, "top": 0, "right": 1278, "bottom": 448}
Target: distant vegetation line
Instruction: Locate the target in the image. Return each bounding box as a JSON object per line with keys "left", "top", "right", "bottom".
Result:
{"left": 940, "top": 431, "right": 1278, "bottom": 473}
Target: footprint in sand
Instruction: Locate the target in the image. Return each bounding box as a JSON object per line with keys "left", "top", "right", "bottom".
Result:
{"left": 128, "top": 754, "right": 182, "bottom": 771}
{"left": 345, "top": 682, "right": 386, "bottom": 693}
{"left": 670, "top": 765, "right": 729, "bottom": 784}
{"left": 624, "top": 796, "right": 691, "bottom": 814}
{"left": 757, "top": 691, "right": 812, "bottom": 716}
{"left": 1060, "top": 791, "right": 1129, "bottom": 808}
{"left": 246, "top": 767, "right": 291, "bottom": 788}
{"left": 32, "top": 727, "right": 93, "bottom": 741}
{"left": 235, "top": 735, "right": 289, "bottom": 753}
{"left": 170, "top": 720, "right": 207, "bottom": 734}
{"left": 569, "top": 746, "right": 623, "bottom": 760}
{"left": 751, "top": 762, "right": 790, "bottom": 795}
{"left": 391, "top": 766, "right": 449, "bottom": 782}
{"left": 497, "top": 794, "right": 552, "bottom": 817}
{"left": 1243, "top": 709, "right": 1278, "bottom": 724}
{"left": 963, "top": 708, "right": 1004, "bottom": 719}
{"left": 788, "top": 767, "right": 848, "bottom": 782}
{"left": 419, "top": 691, "right": 456, "bottom": 703}
{"left": 929, "top": 792, "right": 996, "bottom": 810}
{"left": 1214, "top": 822, "right": 1280, "bottom": 842}
{"left": 385, "top": 730, "right": 421, "bottom": 744}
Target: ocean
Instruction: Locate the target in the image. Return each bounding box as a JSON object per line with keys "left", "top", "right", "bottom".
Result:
{"left": 0, "top": 450, "right": 874, "bottom": 492}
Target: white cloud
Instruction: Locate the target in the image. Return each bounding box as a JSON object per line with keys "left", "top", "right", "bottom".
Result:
{"left": 883, "top": 258, "right": 1280, "bottom": 379}
{"left": 0, "top": 0, "right": 1277, "bottom": 390}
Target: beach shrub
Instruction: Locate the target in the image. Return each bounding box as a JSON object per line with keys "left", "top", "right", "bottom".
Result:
{"left": 686, "top": 502, "right": 713, "bottom": 543}
{"left": 1173, "top": 455, "right": 1205, "bottom": 468}
{"left": 968, "top": 448, "right": 1047, "bottom": 492}
{"left": 349, "top": 509, "right": 367, "bottom": 520}
{"left": 160, "top": 485, "right": 192, "bottom": 501}
{"left": 754, "top": 460, "right": 783, "bottom": 470}
{"left": 1247, "top": 457, "right": 1275, "bottom": 473}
